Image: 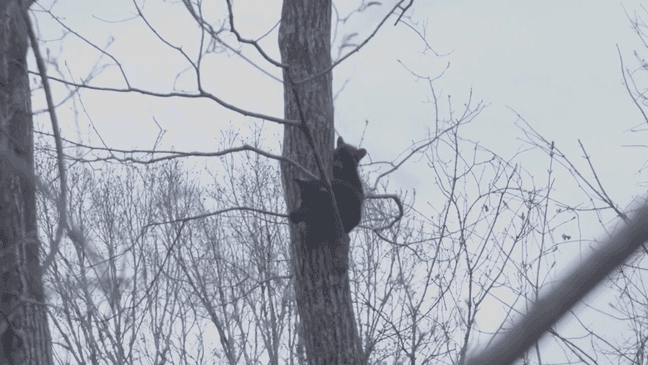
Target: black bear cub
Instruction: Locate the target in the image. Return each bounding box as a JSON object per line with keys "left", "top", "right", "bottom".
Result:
{"left": 290, "top": 137, "right": 367, "bottom": 235}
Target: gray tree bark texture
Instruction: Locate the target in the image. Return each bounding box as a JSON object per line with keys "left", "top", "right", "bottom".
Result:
{"left": 278, "top": 0, "right": 364, "bottom": 363}
{"left": 0, "top": 1, "right": 54, "bottom": 364}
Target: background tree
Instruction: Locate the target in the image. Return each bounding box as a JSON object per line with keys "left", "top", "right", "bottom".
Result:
{"left": 0, "top": 0, "right": 54, "bottom": 363}
{"left": 21, "top": 1, "right": 648, "bottom": 364}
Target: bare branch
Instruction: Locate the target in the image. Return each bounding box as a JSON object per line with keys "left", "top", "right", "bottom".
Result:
{"left": 32, "top": 73, "right": 301, "bottom": 126}
{"left": 224, "top": 0, "right": 285, "bottom": 68}
{"left": 35, "top": 2, "right": 131, "bottom": 88}
{"left": 144, "top": 206, "right": 287, "bottom": 229}
{"left": 462, "top": 201, "right": 648, "bottom": 365}
{"left": 394, "top": 0, "right": 413, "bottom": 26}
{"left": 617, "top": 44, "right": 648, "bottom": 125}
{"left": 26, "top": 10, "right": 68, "bottom": 273}
{"left": 35, "top": 130, "right": 318, "bottom": 179}
{"left": 516, "top": 112, "right": 627, "bottom": 219}
{"left": 372, "top": 122, "right": 460, "bottom": 191}
{"left": 294, "top": 0, "right": 406, "bottom": 86}
{"left": 366, "top": 193, "right": 404, "bottom": 231}
{"left": 578, "top": 139, "right": 628, "bottom": 222}
{"left": 181, "top": 0, "right": 284, "bottom": 82}
{"left": 132, "top": 0, "right": 199, "bottom": 74}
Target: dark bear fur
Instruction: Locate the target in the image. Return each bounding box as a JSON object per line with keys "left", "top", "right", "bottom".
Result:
{"left": 290, "top": 137, "right": 366, "bottom": 235}
{"left": 332, "top": 136, "right": 366, "bottom": 232}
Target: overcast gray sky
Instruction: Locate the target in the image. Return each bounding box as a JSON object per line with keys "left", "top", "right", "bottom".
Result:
{"left": 32, "top": 1, "right": 648, "bottom": 362}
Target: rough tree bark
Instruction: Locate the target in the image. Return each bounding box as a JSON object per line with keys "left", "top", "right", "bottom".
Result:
{"left": 278, "top": 0, "right": 364, "bottom": 363}
{"left": 0, "top": 1, "right": 54, "bottom": 364}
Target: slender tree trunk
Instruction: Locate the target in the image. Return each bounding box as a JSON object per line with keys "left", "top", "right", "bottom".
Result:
{"left": 0, "top": 1, "right": 54, "bottom": 364}
{"left": 278, "top": 1, "right": 364, "bottom": 363}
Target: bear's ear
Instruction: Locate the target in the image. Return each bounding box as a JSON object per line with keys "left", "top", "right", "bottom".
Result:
{"left": 337, "top": 136, "right": 345, "bottom": 147}
{"left": 356, "top": 148, "right": 367, "bottom": 162}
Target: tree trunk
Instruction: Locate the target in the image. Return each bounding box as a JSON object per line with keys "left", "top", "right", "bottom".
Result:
{"left": 278, "top": 1, "right": 364, "bottom": 363}
{"left": 0, "top": 1, "right": 54, "bottom": 364}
